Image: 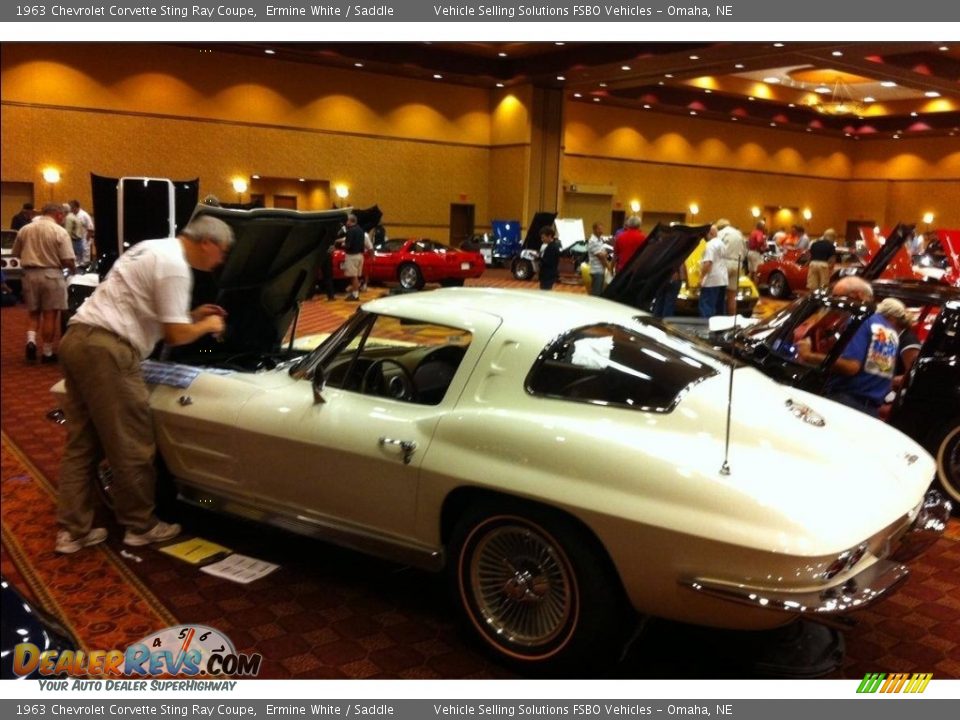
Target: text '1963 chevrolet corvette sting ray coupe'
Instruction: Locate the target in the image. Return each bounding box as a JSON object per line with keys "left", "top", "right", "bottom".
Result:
{"left": 54, "top": 207, "right": 951, "bottom": 673}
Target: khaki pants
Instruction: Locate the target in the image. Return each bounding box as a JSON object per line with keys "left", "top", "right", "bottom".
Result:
{"left": 807, "top": 261, "right": 831, "bottom": 290}
{"left": 58, "top": 324, "right": 159, "bottom": 537}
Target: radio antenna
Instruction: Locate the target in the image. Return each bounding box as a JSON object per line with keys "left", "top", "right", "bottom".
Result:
{"left": 719, "top": 253, "right": 742, "bottom": 476}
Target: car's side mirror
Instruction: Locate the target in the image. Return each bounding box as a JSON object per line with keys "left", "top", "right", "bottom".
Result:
{"left": 312, "top": 366, "right": 327, "bottom": 405}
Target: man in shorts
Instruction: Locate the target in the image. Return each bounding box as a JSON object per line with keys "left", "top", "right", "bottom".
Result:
{"left": 342, "top": 213, "right": 365, "bottom": 301}
{"left": 12, "top": 202, "right": 75, "bottom": 363}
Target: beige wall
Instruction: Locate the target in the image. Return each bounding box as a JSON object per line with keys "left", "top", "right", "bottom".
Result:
{"left": 1, "top": 43, "right": 493, "bottom": 238}
{"left": 3, "top": 43, "right": 959, "bottom": 239}
{"left": 564, "top": 101, "right": 960, "bottom": 231}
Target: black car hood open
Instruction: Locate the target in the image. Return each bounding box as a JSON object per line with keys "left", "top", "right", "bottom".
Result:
{"left": 860, "top": 222, "right": 913, "bottom": 280}
{"left": 603, "top": 223, "right": 708, "bottom": 311}
{"left": 168, "top": 205, "right": 347, "bottom": 365}
{"left": 522, "top": 211, "right": 559, "bottom": 251}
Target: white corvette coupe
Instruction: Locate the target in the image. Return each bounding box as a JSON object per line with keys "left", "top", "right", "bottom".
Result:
{"left": 57, "top": 207, "right": 951, "bottom": 672}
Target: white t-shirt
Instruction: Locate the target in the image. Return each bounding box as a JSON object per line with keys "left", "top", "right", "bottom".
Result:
{"left": 71, "top": 237, "right": 192, "bottom": 358}
{"left": 701, "top": 237, "right": 729, "bottom": 288}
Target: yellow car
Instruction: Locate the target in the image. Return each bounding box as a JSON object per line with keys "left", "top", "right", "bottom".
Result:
{"left": 678, "top": 238, "right": 760, "bottom": 317}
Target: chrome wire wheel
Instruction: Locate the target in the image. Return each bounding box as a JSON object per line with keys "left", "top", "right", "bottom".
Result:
{"left": 459, "top": 515, "right": 578, "bottom": 659}
{"left": 936, "top": 425, "right": 960, "bottom": 504}
{"left": 768, "top": 271, "right": 789, "bottom": 299}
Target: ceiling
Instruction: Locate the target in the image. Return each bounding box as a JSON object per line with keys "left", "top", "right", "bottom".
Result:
{"left": 207, "top": 41, "right": 960, "bottom": 140}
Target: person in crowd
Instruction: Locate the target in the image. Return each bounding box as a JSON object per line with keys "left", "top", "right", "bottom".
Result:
{"left": 717, "top": 219, "right": 747, "bottom": 316}
{"left": 342, "top": 213, "right": 365, "bottom": 301}
{"left": 11, "top": 202, "right": 75, "bottom": 363}
{"left": 55, "top": 215, "right": 234, "bottom": 554}
{"left": 772, "top": 229, "right": 788, "bottom": 251}
{"left": 746, "top": 220, "right": 767, "bottom": 280}
{"left": 69, "top": 200, "right": 96, "bottom": 264}
{"left": 880, "top": 298, "right": 921, "bottom": 391}
{"left": 792, "top": 224, "right": 811, "bottom": 251}
{"left": 538, "top": 225, "right": 560, "bottom": 291}
{"left": 64, "top": 203, "right": 84, "bottom": 262}
{"left": 586, "top": 222, "right": 612, "bottom": 296}
{"left": 796, "top": 284, "right": 900, "bottom": 417}
{"left": 699, "top": 225, "right": 728, "bottom": 318}
{"left": 652, "top": 262, "right": 686, "bottom": 319}
{"left": 831, "top": 275, "right": 873, "bottom": 302}
{"left": 807, "top": 228, "right": 838, "bottom": 292}
{"left": 11, "top": 202, "right": 35, "bottom": 231}
{"left": 613, "top": 215, "right": 646, "bottom": 274}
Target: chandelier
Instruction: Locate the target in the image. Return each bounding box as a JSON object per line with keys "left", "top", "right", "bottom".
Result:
{"left": 813, "top": 78, "right": 865, "bottom": 116}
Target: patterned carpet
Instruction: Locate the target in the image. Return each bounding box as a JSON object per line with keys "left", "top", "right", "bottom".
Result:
{"left": 1, "top": 269, "right": 958, "bottom": 679}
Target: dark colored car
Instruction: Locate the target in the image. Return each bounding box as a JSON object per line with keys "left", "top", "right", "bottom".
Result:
{"left": 460, "top": 219, "right": 522, "bottom": 267}
{"left": 1, "top": 577, "right": 79, "bottom": 679}
{"left": 714, "top": 281, "right": 960, "bottom": 505}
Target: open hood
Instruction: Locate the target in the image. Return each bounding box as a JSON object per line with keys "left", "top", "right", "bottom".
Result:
{"left": 860, "top": 223, "right": 913, "bottom": 280}
{"left": 168, "top": 205, "right": 347, "bottom": 364}
{"left": 603, "top": 223, "right": 708, "bottom": 311}
{"left": 522, "top": 211, "right": 558, "bottom": 250}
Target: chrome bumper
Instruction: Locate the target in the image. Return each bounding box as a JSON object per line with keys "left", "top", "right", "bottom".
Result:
{"left": 683, "top": 558, "right": 910, "bottom": 615}
{"left": 890, "top": 489, "right": 953, "bottom": 563}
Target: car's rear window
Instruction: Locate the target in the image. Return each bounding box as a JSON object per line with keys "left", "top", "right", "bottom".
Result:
{"left": 526, "top": 323, "right": 718, "bottom": 412}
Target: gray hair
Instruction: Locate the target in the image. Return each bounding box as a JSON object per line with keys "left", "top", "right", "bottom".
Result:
{"left": 182, "top": 216, "right": 235, "bottom": 250}
{"left": 831, "top": 276, "right": 873, "bottom": 302}
{"left": 625, "top": 215, "right": 641, "bottom": 229}
{"left": 822, "top": 228, "right": 837, "bottom": 241}
{"left": 877, "top": 297, "right": 908, "bottom": 323}
{"left": 42, "top": 202, "right": 64, "bottom": 215}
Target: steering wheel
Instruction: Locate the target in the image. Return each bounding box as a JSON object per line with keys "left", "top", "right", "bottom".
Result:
{"left": 360, "top": 359, "right": 415, "bottom": 401}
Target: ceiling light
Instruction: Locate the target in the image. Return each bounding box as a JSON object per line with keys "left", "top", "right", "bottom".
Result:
{"left": 925, "top": 91, "right": 941, "bottom": 98}
{"left": 264, "top": 49, "right": 275, "bottom": 55}
{"left": 923, "top": 212, "right": 935, "bottom": 224}
{"left": 814, "top": 86, "right": 832, "bottom": 94}
{"left": 298, "top": 178, "right": 305, "bottom": 182}
{"left": 910, "top": 111, "right": 918, "bottom": 117}
{"left": 665, "top": 73, "right": 674, "bottom": 78}
{"left": 251, "top": 174, "right": 260, "bottom": 180}
{"left": 498, "top": 52, "right": 508, "bottom": 57}
{"left": 704, "top": 89, "right": 712, "bottom": 94}
{"left": 433, "top": 74, "right": 443, "bottom": 79}
{"left": 770, "top": 122, "right": 777, "bottom": 127}
{"left": 689, "top": 55, "right": 699, "bottom": 60}
{"left": 658, "top": 81, "right": 665, "bottom": 86}
{"left": 748, "top": 96, "right": 755, "bottom": 101}
{"left": 731, "top": 117, "right": 737, "bottom": 121}
{"left": 832, "top": 51, "right": 843, "bottom": 57}
{"left": 495, "top": 82, "right": 504, "bottom": 88}
{"left": 863, "top": 96, "right": 874, "bottom": 102}
{"left": 599, "top": 82, "right": 607, "bottom": 88}
{"left": 621, "top": 65, "right": 631, "bottom": 71}
{"left": 574, "top": 92, "right": 582, "bottom": 98}
{"left": 735, "top": 63, "right": 745, "bottom": 69}
{"left": 557, "top": 75, "right": 565, "bottom": 81}
{"left": 690, "top": 111, "right": 697, "bottom": 116}
{"left": 814, "top": 77, "right": 866, "bottom": 116}
{"left": 643, "top": 104, "right": 651, "bottom": 109}
{"left": 788, "top": 103, "right": 796, "bottom": 108}
{"left": 880, "top": 81, "right": 897, "bottom": 87}
{"left": 939, "top": 46, "right": 949, "bottom": 51}
{"left": 774, "top": 42, "right": 785, "bottom": 47}
{"left": 354, "top": 62, "right": 364, "bottom": 68}
{"left": 763, "top": 77, "right": 781, "bottom": 84}
{"left": 593, "top": 98, "right": 600, "bottom": 102}
{"left": 806, "top": 128, "right": 812, "bottom": 132}
{"left": 555, "top": 42, "right": 565, "bottom": 46}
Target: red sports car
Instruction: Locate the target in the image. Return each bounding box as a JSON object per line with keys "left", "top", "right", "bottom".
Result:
{"left": 913, "top": 229, "right": 960, "bottom": 287}
{"left": 334, "top": 238, "right": 485, "bottom": 290}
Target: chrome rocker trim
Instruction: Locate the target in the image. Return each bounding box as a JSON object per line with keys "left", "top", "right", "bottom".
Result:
{"left": 682, "top": 559, "right": 910, "bottom": 615}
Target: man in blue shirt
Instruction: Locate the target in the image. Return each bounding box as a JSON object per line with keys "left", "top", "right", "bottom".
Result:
{"left": 797, "top": 294, "right": 900, "bottom": 417}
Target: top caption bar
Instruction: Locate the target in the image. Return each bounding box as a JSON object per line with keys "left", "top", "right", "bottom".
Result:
{"left": 2, "top": 0, "right": 959, "bottom": 22}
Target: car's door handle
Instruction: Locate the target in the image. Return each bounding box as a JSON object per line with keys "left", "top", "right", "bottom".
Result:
{"left": 379, "top": 437, "right": 417, "bottom": 464}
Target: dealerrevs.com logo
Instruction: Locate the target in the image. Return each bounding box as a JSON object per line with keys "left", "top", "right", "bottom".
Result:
{"left": 857, "top": 673, "right": 933, "bottom": 694}
{"left": 13, "top": 624, "right": 262, "bottom": 681}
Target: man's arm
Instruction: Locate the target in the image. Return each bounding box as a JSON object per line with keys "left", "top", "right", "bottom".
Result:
{"left": 163, "top": 314, "right": 225, "bottom": 347}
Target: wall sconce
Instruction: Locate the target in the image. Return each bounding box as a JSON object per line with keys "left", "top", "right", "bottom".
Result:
{"left": 42, "top": 167, "right": 60, "bottom": 200}
{"left": 688, "top": 203, "right": 700, "bottom": 217}
{"left": 334, "top": 184, "right": 350, "bottom": 208}
{"left": 232, "top": 178, "right": 248, "bottom": 203}
{"left": 630, "top": 200, "right": 641, "bottom": 214}
{"left": 750, "top": 206, "right": 761, "bottom": 218}
{"left": 802, "top": 208, "right": 813, "bottom": 221}
{"left": 922, "top": 212, "right": 935, "bottom": 225}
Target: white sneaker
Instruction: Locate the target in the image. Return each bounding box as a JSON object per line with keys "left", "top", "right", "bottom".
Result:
{"left": 56, "top": 528, "right": 108, "bottom": 554}
{"left": 123, "top": 521, "right": 182, "bottom": 547}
